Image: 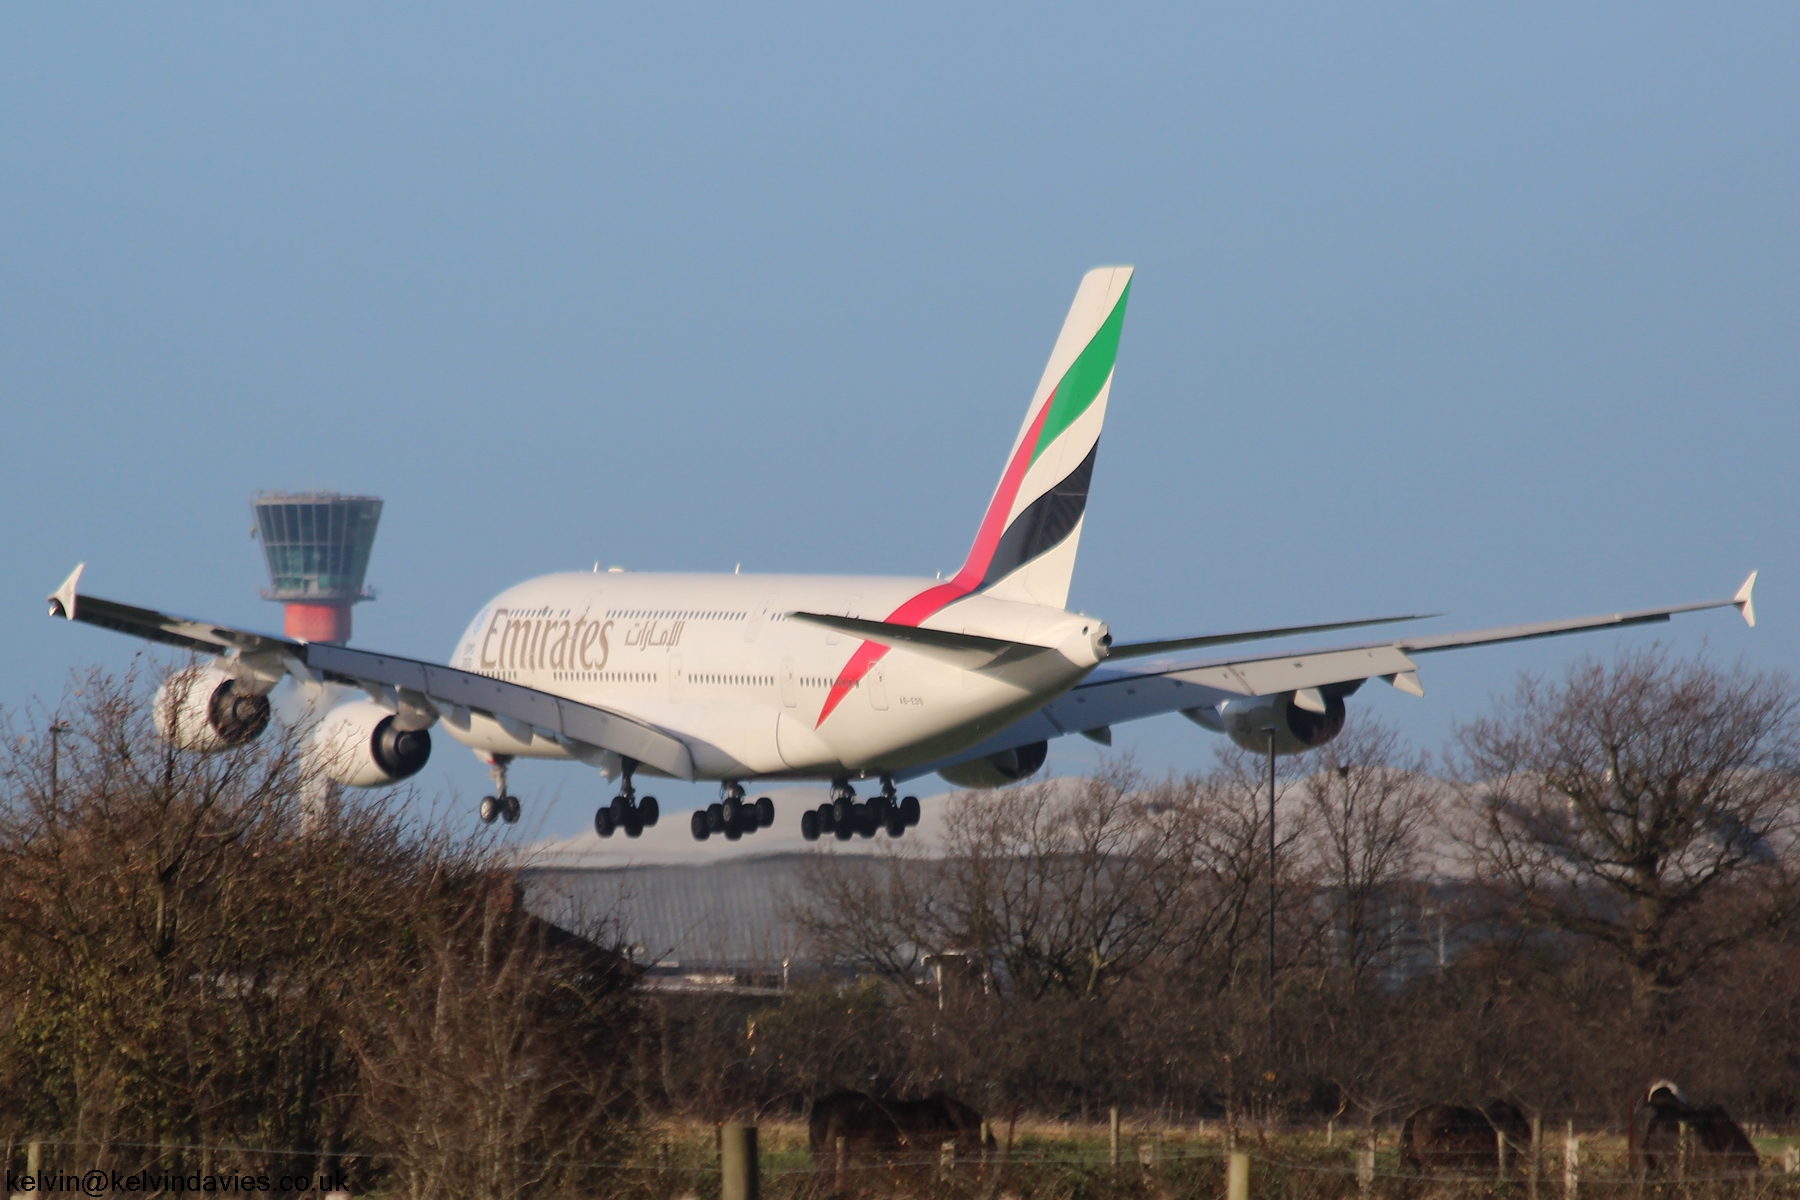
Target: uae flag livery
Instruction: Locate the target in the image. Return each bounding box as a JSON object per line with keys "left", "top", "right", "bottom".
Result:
{"left": 815, "top": 267, "right": 1131, "bottom": 726}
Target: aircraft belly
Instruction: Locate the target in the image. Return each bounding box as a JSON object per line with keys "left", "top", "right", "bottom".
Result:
{"left": 820, "top": 667, "right": 1073, "bottom": 772}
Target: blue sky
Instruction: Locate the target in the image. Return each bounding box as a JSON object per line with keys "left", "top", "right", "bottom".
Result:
{"left": 3, "top": 5, "right": 1791, "bottom": 842}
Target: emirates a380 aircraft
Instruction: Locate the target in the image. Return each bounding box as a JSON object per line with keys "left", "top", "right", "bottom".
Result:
{"left": 48, "top": 267, "right": 1757, "bottom": 844}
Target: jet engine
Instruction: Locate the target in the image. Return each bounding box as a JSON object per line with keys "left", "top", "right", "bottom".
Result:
{"left": 1190, "top": 689, "right": 1349, "bottom": 756}
{"left": 937, "top": 740, "right": 1049, "bottom": 789}
{"left": 310, "top": 699, "right": 433, "bottom": 787}
{"left": 154, "top": 666, "right": 273, "bottom": 753}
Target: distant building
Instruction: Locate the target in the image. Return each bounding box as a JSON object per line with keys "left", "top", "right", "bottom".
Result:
{"left": 251, "top": 492, "right": 382, "bottom": 644}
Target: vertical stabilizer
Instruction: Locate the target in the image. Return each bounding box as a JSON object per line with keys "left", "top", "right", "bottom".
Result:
{"left": 952, "top": 265, "right": 1132, "bottom": 609}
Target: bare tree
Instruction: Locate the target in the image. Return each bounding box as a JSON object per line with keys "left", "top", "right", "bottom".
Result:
{"left": 1300, "top": 720, "right": 1441, "bottom": 989}
{"left": 1453, "top": 648, "right": 1800, "bottom": 1025}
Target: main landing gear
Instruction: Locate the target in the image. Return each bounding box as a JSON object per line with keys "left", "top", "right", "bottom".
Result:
{"left": 690, "top": 782, "right": 775, "bottom": 841}
{"left": 595, "top": 758, "right": 659, "bottom": 839}
{"left": 800, "top": 777, "right": 919, "bottom": 842}
{"left": 478, "top": 755, "right": 521, "bottom": 825}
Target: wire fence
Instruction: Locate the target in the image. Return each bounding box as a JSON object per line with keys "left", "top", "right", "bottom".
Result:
{"left": 9, "top": 1124, "right": 1800, "bottom": 1198}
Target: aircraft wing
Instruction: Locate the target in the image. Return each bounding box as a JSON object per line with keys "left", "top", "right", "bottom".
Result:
{"left": 914, "top": 572, "right": 1757, "bottom": 775}
{"left": 45, "top": 565, "right": 697, "bottom": 781}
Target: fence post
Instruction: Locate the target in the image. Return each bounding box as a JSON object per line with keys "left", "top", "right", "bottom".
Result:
{"left": 1228, "top": 1150, "right": 1251, "bottom": 1200}
{"left": 26, "top": 1141, "right": 41, "bottom": 1180}
{"left": 1109, "top": 1107, "right": 1121, "bottom": 1169}
{"left": 1327, "top": 1118, "right": 1334, "bottom": 1147}
{"left": 939, "top": 1139, "right": 956, "bottom": 1180}
{"left": 1529, "top": 1114, "right": 1542, "bottom": 1200}
{"left": 1783, "top": 1144, "right": 1798, "bottom": 1175}
{"left": 720, "top": 1122, "right": 758, "bottom": 1200}
{"left": 1359, "top": 1131, "right": 1375, "bottom": 1200}
{"left": 834, "top": 1135, "right": 846, "bottom": 1184}
{"left": 1498, "top": 1124, "right": 1509, "bottom": 1179}
{"left": 1563, "top": 1122, "right": 1579, "bottom": 1200}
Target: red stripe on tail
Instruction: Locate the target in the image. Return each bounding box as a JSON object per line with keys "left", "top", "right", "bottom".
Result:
{"left": 814, "top": 393, "right": 1055, "bottom": 727}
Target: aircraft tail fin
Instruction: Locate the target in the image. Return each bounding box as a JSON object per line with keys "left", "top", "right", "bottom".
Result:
{"left": 950, "top": 266, "right": 1132, "bottom": 609}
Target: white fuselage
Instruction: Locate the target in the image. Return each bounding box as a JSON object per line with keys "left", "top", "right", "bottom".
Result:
{"left": 440, "top": 570, "right": 1109, "bottom": 782}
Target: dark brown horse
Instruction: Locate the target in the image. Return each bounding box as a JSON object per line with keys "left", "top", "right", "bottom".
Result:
{"left": 1401, "top": 1100, "right": 1532, "bottom": 1175}
{"left": 808, "top": 1089, "right": 995, "bottom": 1166}
{"left": 1629, "top": 1081, "right": 1758, "bottom": 1178}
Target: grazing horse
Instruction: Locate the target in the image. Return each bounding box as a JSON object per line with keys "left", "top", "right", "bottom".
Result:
{"left": 1402, "top": 1100, "right": 1532, "bottom": 1174}
{"left": 1630, "top": 1081, "right": 1758, "bottom": 1178}
{"left": 808, "top": 1089, "right": 996, "bottom": 1166}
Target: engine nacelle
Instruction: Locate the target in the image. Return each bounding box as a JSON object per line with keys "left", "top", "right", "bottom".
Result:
{"left": 1204, "top": 690, "right": 1348, "bottom": 756}
{"left": 310, "top": 700, "right": 433, "bottom": 788}
{"left": 154, "top": 666, "right": 272, "bottom": 753}
{"left": 937, "top": 740, "right": 1049, "bottom": 789}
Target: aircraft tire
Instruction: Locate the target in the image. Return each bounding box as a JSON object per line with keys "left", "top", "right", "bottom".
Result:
{"left": 611, "top": 794, "right": 631, "bottom": 820}
{"left": 833, "top": 816, "right": 854, "bottom": 841}
{"left": 856, "top": 803, "right": 876, "bottom": 838}
{"left": 690, "top": 810, "right": 710, "bottom": 840}
{"left": 639, "top": 796, "right": 659, "bottom": 826}
{"left": 479, "top": 796, "right": 500, "bottom": 824}
{"left": 502, "top": 795, "right": 521, "bottom": 824}
{"left": 818, "top": 803, "right": 836, "bottom": 834}
{"left": 624, "top": 815, "right": 643, "bottom": 838}
{"left": 901, "top": 795, "right": 921, "bottom": 826}
{"left": 722, "top": 796, "right": 744, "bottom": 828}
{"left": 832, "top": 795, "right": 854, "bottom": 828}
{"left": 724, "top": 821, "right": 742, "bottom": 841}
{"left": 707, "top": 802, "right": 726, "bottom": 833}
{"left": 801, "top": 810, "right": 820, "bottom": 841}
{"left": 885, "top": 814, "right": 906, "bottom": 838}
{"left": 595, "top": 808, "right": 616, "bottom": 838}
{"left": 754, "top": 796, "right": 775, "bottom": 827}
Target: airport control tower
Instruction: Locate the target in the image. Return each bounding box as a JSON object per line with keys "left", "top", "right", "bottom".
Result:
{"left": 251, "top": 492, "right": 383, "bottom": 644}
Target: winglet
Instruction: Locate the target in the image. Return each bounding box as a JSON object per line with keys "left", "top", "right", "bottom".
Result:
{"left": 48, "top": 563, "right": 85, "bottom": 620}
{"left": 1734, "top": 571, "right": 1757, "bottom": 628}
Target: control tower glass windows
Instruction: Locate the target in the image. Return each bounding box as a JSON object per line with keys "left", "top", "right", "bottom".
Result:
{"left": 253, "top": 493, "right": 384, "bottom": 601}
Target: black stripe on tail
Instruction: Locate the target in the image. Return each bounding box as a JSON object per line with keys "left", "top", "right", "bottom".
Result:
{"left": 979, "top": 441, "right": 1098, "bottom": 591}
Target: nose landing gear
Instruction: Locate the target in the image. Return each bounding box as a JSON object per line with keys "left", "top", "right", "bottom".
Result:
{"left": 478, "top": 755, "right": 521, "bottom": 826}
{"left": 594, "top": 758, "right": 659, "bottom": 838}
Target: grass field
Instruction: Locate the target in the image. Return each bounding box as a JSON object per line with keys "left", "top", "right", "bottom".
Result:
{"left": 601, "top": 1120, "right": 1800, "bottom": 1200}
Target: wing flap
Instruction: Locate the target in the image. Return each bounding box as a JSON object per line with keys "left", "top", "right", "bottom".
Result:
{"left": 1106, "top": 613, "right": 1434, "bottom": 660}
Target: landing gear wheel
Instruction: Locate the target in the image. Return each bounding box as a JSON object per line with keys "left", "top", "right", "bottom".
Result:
{"left": 856, "top": 803, "right": 877, "bottom": 838}
{"left": 833, "top": 811, "right": 854, "bottom": 841}
{"left": 479, "top": 795, "right": 500, "bottom": 824}
{"left": 610, "top": 794, "right": 631, "bottom": 821}
{"left": 869, "top": 795, "right": 891, "bottom": 826}
{"left": 707, "top": 803, "right": 726, "bottom": 834}
{"left": 595, "top": 807, "right": 616, "bottom": 837}
{"left": 624, "top": 815, "right": 644, "bottom": 838}
{"left": 817, "top": 804, "right": 837, "bottom": 834}
{"left": 639, "top": 796, "right": 659, "bottom": 827}
{"left": 724, "top": 818, "right": 743, "bottom": 841}
{"left": 901, "top": 795, "right": 921, "bottom": 826}
{"left": 885, "top": 813, "right": 906, "bottom": 838}
{"left": 502, "top": 795, "right": 521, "bottom": 824}
{"left": 754, "top": 796, "right": 775, "bottom": 827}
{"left": 832, "top": 795, "right": 854, "bottom": 829}
{"left": 690, "top": 810, "right": 711, "bottom": 841}
{"left": 801, "top": 810, "right": 820, "bottom": 841}
{"left": 722, "top": 796, "right": 744, "bottom": 829}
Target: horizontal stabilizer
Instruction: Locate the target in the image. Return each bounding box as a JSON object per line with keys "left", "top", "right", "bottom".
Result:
{"left": 1106, "top": 612, "right": 1436, "bottom": 661}
{"left": 786, "top": 611, "right": 1056, "bottom": 671}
